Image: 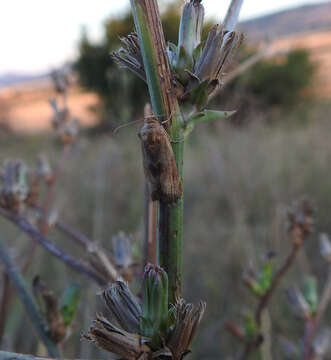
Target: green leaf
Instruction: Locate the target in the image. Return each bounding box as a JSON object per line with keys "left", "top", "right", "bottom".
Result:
{"left": 243, "top": 312, "right": 257, "bottom": 341}
{"left": 193, "top": 42, "right": 204, "bottom": 64}
{"left": 184, "top": 109, "right": 236, "bottom": 137}
{"left": 59, "top": 283, "right": 81, "bottom": 327}
{"left": 303, "top": 276, "right": 319, "bottom": 315}
{"left": 259, "top": 262, "right": 274, "bottom": 293}
{"left": 188, "top": 80, "right": 209, "bottom": 110}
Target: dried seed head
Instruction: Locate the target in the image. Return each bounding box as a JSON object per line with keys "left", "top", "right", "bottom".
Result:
{"left": 0, "top": 160, "right": 30, "bottom": 212}
{"left": 286, "top": 198, "right": 314, "bottom": 245}
{"left": 168, "top": 299, "right": 206, "bottom": 360}
{"left": 36, "top": 154, "right": 53, "bottom": 183}
{"left": 103, "top": 281, "right": 141, "bottom": 334}
{"left": 84, "top": 314, "right": 149, "bottom": 360}
{"left": 112, "top": 33, "right": 146, "bottom": 82}
{"left": 286, "top": 287, "right": 311, "bottom": 320}
{"left": 319, "top": 233, "right": 331, "bottom": 262}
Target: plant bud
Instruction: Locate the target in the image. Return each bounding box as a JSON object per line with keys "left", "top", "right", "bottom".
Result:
{"left": 303, "top": 276, "right": 319, "bottom": 315}
{"left": 319, "top": 233, "right": 331, "bottom": 262}
{"left": 141, "top": 264, "right": 168, "bottom": 346}
{"left": 103, "top": 281, "right": 141, "bottom": 334}
{"left": 178, "top": 0, "right": 204, "bottom": 58}
{"left": 0, "top": 160, "right": 30, "bottom": 212}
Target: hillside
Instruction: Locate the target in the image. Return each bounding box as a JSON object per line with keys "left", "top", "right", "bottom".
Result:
{"left": 240, "top": 1, "right": 331, "bottom": 41}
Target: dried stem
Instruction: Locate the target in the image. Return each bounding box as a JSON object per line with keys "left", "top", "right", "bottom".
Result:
{"left": 0, "top": 237, "right": 59, "bottom": 357}
{"left": 0, "top": 208, "right": 105, "bottom": 286}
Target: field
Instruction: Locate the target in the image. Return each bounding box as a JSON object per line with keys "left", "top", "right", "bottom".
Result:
{"left": 1, "top": 100, "right": 331, "bottom": 358}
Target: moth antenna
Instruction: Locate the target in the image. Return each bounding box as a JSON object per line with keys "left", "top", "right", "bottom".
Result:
{"left": 113, "top": 119, "right": 144, "bottom": 134}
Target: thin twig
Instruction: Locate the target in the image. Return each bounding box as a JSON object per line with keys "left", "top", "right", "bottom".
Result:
{"left": 255, "top": 243, "right": 301, "bottom": 326}
{"left": 0, "top": 237, "right": 59, "bottom": 357}
{"left": 0, "top": 208, "right": 105, "bottom": 286}
{"left": 0, "top": 351, "right": 92, "bottom": 360}
{"left": 55, "top": 221, "right": 90, "bottom": 249}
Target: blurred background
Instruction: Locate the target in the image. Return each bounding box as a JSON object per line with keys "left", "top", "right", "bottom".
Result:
{"left": 1, "top": 0, "right": 331, "bottom": 359}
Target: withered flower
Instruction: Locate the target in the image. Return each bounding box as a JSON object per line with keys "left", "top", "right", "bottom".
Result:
{"left": 112, "top": 33, "right": 146, "bottom": 82}
{"left": 286, "top": 198, "right": 314, "bottom": 245}
{"left": 0, "top": 160, "right": 30, "bottom": 212}
{"left": 85, "top": 277, "right": 205, "bottom": 359}
{"left": 112, "top": 0, "right": 242, "bottom": 110}
{"left": 84, "top": 314, "right": 149, "bottom": 360}
{"left": 103, "top": 281, "right": 141, "bottom": 334}
{"left": 167, "top": 299, "right": 206, "bottom": 360}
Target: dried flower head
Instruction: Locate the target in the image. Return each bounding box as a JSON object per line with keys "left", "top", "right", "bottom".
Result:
{"left": 103, "top": 281, "right": 141, "bottom": 334}
{"left": 112, "top": 0, "right": 242, "bottom": 111}
{"left": 167, "top": 299, "right": 206, "bottom": 360}
{"left": 84, "top": 314, "right": 149, "bottom": 360}
{"left": 286, "top": 198, "right": 314, "bottom": 245}
{"left": 0, "top": 160, "right": 30, "bottom": 212}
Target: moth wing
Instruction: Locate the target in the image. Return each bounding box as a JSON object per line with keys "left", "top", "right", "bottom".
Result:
{"left": 158, "top": 128, "right": 182, "bottom": 203}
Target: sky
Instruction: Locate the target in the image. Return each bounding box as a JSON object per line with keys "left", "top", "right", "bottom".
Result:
{"left": 0, "top": 0, "right": 329, "bottom": 75}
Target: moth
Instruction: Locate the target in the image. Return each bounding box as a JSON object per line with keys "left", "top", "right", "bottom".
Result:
{"left": 138, "top": 115, "right": 182, "bottom": 203}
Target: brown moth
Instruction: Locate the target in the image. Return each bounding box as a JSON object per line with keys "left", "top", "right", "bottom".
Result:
{"left": 138, "top": 115, "right": 182, "bottom": 203}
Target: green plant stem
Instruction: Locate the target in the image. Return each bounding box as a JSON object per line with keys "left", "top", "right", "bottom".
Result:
{"left": 0, "top": 237, "right": 60, "bottom": 357}
{"left": 130, "top": 0, "right": 184, "bottom": 303}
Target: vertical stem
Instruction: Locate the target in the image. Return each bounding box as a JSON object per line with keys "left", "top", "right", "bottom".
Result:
{"left": 130, "top": 0, "right": 184, "bottom": 303}
{"left": 0, "top": 237, "right": 59, "bottom": 357}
